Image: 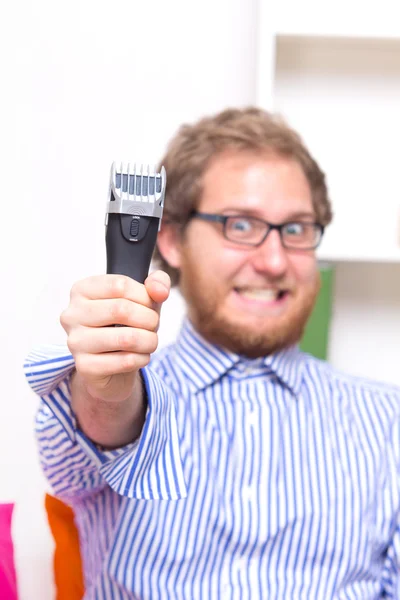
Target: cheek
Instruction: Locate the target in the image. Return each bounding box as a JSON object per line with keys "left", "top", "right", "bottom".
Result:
{"left": 213, "top": 249, "right": 251, "bottom": 283}
{"left": 190, "top": 242, "right": 249, "bottom": 281}
{"left": 289, "top": 255, "right": 319, "bottom": 285}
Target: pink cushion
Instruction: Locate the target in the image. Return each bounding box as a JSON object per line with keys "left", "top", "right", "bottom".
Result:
{"left": 0, "top": 504, "right": 18, "bottom": 600}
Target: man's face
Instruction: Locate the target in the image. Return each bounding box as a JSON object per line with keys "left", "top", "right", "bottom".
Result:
{"left": 164, "top": 151, "right": 321, "bottom": 357}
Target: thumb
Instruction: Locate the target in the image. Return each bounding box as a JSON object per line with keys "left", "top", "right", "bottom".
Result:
{"left": 144, "top": 270, "right": 171, "bottom": 307}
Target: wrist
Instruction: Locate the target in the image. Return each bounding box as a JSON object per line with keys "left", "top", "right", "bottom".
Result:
{"left": 71, "top": 370, "right": 146, "bottom": 449}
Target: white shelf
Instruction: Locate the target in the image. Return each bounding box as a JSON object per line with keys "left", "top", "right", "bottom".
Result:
{"left": 272, "top": 0, "right": 400, "bottom": 41}
{"left": 274, "top": 26, "right": 400, "bottom": 42}
{"left": 256, "top": 26, "right": 400, "bottom": 263}
{"left": 318, "top": 247, "right": 400, "bottom": 264}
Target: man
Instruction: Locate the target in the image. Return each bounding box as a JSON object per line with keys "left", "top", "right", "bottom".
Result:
{"left": 25, "top": 107, "right": 400, "bottom": 598}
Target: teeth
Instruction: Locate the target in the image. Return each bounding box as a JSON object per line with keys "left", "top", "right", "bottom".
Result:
{"left": 239, "top": 289, "right": 280, "bottom": 301}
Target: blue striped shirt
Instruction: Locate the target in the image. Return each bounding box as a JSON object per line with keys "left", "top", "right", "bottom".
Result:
{"left": 24, "top": 320, "right": 400, "bottom": 599}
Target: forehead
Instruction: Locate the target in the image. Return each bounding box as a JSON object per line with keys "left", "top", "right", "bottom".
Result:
{"left": 199, "top": 150, "right": 314, "bottom": 218}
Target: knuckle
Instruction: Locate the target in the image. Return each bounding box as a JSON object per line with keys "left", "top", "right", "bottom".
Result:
{"left": 148, "top": 332, "right": 159, "bottom": 354}
{"left": 59, "top": 308, "right": 69, "bottom": 329}
{"left": 70, "top": 280, "right": 82, "bottom": 300}
{"left": 60, "top": 306, "right": 76, "bottom": 332}
{"left": 74, "top": 353, "right": 88, "bottom": 375}
{"left": 111, "top": 300, "right": 129, "bottom": 323}
{"left": 66, "top": 330, "right": 79, "bottom": 353}
{"left": 139, "top": 354, "right": 151, "bottom": 368}
{"left": 116, "top": 328, "right": 134, "bottom": 351}
{"left": 151, "top": 311, "right": 160, "bottom": 331}
{"left": 121, "top": 353, "right": 137, "bottom": 371}
{"left": 110, "top": 276, "right": 128, "bottom": 298}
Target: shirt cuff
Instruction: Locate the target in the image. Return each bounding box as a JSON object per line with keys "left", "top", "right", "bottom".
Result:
{"left": 24, "top": 345, "right": 187, "bottom": 500}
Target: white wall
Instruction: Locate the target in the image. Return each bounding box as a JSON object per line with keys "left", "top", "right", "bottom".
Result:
{"left": 1, "top": 1, "right": 399, "bottom": 599}
{"left": 2, "top": 1, "right": 258, "bottom": 598}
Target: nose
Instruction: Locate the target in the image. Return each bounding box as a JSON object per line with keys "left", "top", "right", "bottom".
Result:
{"left": 251, "top": 229, "right": 289, "bottom": 277}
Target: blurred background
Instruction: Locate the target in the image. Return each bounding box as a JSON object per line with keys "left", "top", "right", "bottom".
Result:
{"left": 1, "top": 0, "right": 400, "bottom": 597}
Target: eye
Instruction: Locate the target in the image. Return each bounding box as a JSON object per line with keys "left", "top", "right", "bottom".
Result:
{"left": 225, "top": 216, "right": 265, "bottom": 243}
{"left": 284, "top": 222, "right": 305, "bottom": 236}
{"left": 230, "top": 218, "right": 253, "bottom": 233}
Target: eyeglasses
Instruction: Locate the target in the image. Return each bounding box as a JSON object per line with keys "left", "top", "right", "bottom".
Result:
{"left": 190, "top": 212, "right": 324, "bottom": 250}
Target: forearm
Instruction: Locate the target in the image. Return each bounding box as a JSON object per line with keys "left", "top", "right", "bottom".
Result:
{"left": 71, "top": 370, "right": 147, "bottom": 449}
{"left": 25, "top": 343, "right": 187, "bottom": 500}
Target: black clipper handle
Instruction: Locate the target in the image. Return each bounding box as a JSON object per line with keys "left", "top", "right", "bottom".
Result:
{"left": 106, "top": 213, "right": 159, "bottom": 283}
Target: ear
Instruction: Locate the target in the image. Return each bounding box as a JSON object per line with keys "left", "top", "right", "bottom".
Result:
{"left": 157, "top": 223, "right": 183, "bottom": 269}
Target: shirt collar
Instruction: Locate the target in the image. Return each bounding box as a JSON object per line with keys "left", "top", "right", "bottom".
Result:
{"left": 262, "top": 345, "right": 306, "bottom": 397}
{"left": 172, "top": 319, "right": 306, "bottom": 396}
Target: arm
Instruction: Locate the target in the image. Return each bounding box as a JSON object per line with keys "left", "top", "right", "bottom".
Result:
{"left": 24, "top": 345, "right": 187, "bottom": 502}
{"left": 24, "top": 271, "right": 187, "bottom": 503}
{"left": 60, "top": 271, "right": 166, "bottom": 448}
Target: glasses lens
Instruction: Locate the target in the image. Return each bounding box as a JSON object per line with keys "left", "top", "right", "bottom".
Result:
{"left": 225, "top": 216, "right": 266, "bottom": 244}
{"left": 282, "top": 223, "right": 320, "bottom": 249}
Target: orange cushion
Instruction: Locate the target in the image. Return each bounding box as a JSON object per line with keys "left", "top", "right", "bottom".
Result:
{"left": 45, "top": 494, "right": 84, "bottom": 600}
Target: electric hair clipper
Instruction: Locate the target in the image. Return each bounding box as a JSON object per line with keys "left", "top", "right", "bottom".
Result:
{"left": 105, "top": 163, "right": 166, "bottom": 283}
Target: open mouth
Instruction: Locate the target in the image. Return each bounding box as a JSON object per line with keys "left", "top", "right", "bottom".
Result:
{"left": 234, "top": 288, "right": 289, "bottom": 303}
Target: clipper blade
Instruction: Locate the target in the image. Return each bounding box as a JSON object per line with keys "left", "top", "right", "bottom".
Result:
{"left": 106, "top": 162, "right": 166, "bottom": 225}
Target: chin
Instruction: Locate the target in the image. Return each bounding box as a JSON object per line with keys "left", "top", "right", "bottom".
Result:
{"left": 183, "top": 278, "right": 320, "bottom": 358}
{"left": 195, "top": 313, "right": 305, "bottom": 358}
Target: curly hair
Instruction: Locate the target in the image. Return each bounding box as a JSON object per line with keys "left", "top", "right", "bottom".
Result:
{"left": 153, "top": 106, "right": 333, "bottom": 286}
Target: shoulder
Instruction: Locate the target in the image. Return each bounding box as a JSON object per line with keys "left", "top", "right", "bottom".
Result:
{"left": 149, "top": 343, "right": 176, "bottom": 371}
{"left": 146, "top": 342, "right": 198, "bottom": 399}
{"left": 299, "top": 354, "right": 400, "bottom": 456}
{"left": 147, "top": 343, "right": 184, "bottom": 389}
{"left": 301, "top": 352, "right": 400, "bottom": 414}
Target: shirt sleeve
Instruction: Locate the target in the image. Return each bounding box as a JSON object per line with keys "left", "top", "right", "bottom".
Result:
{"left": 381, "top": 524, "right": 400, "bottom": 598}
{"left": 24, "top": 345, "right": 187, "bottom": 502}
{"left": 381, "top": 413, "right": 400, "bottom": 597}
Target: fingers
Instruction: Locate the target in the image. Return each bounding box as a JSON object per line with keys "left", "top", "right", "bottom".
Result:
{"left": 61, "top": 298, "right": 159, "bottom": 330}
{"left": 69, "top": 271, "right": 171, "bottom": 312}
{"left": 74, "top": 351, "right": 151, "bottom": 379}
{"left": 68, "top": 326, "right": 158, "bottom": 355}
{"left": 60, "top": 271, "right": 172, "bottom": 387}
{"left": 70, "top": 274, "right": 155, "bottom": 308}
{"left": 61, "top": 270, "right": 171, "bottom": 333}
{"left": 144, "top": 271, "right": 171, "bottom": 306}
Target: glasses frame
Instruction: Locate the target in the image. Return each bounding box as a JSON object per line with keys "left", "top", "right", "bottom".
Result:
{"left": 190, "top": 211, "right": 325, "bottom": 250}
